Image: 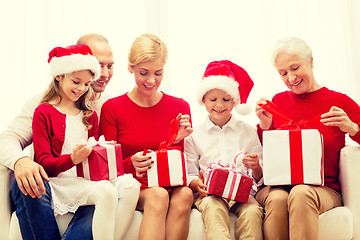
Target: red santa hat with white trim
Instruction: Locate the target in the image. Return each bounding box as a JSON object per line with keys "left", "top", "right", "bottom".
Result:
{"left": 196, "top": 60, "right": 254, "bottom": 115}
{"left": 48, "top": 44, "right": 101, "bottom": 80}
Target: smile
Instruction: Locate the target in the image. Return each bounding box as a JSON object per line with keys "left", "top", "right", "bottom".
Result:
{"left": 291, "top": 79, "right": 303, "bottom": 86}
{"left": 213, "top": 109, "right": 226, "bottom": 113}
{"left": 72, "top": 91, "right": 83, "bottom": 98}
{"left": 144, "top": 84, "right": 156, "bottom": 89}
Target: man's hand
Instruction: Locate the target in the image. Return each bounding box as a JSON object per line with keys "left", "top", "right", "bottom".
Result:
{"left": 14, "top": 157, "right": 49, "bottom": 198}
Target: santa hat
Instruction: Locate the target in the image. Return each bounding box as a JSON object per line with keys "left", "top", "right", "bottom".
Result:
{"left": 196, "top": 60, "right": 254, "bottom": 115}
{"left": 48, "top": 44, "right": 101, "bottom": 80}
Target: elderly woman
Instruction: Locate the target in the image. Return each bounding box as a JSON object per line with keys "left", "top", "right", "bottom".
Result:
{"left": 255, "top": 37, "right": 360, "bottom": 240}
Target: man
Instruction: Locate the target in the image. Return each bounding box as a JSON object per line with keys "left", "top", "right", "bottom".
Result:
{"left": 1, "top": 34, "right": 138, "bottom": 240}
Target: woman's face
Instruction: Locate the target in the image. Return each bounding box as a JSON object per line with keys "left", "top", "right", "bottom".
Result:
{"left": 275, "top": 52, "right": 318, "bottom": 94}
{"left": 130, "top": 58, "right": 165, "bottom": 97}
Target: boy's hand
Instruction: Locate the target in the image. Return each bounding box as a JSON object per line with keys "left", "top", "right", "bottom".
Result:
{"left": 243, "top": 153, "right": 262, "bottom": 181}
{"left": 190, "top": 170, "right": 208, "bottom": 199}
{"left": 71, "top": 144, "right": 92, "bottom": 165}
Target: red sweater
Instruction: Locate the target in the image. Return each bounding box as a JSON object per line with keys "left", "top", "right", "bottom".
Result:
{"left": 99, "top": 93, "right": 191, "bottom": 189}
{"left": 258, "top": 87, "right": 360, "bottom": 193}
{"left": 32, "top": 103, "right": 98, "bottom": 177}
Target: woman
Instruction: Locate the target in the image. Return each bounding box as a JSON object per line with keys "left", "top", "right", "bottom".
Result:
{"left": 99, "top": 33, "right": 194, "bottom": 240}
{"left": 255, "top": 37, "right": 360, "bottom": 240}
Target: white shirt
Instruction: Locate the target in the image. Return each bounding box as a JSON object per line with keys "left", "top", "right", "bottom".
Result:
{"left": 184, "top": 115, "right": 263, "bottom": 196}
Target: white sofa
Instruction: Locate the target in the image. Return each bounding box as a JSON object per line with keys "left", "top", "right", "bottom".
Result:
{"left": 1, "top": 145, "right": 359, "bottom": 240}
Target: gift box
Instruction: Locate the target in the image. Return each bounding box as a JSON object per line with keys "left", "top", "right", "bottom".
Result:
{"left": 259, "top": 100, "right": 324, "bottom": 186}
{"left": 263, "top": 129, "right": 324, "bottom": 186}
{"left": 76, "top": 136, "right": 124, "bottom": 181}
{"left": 206, "top": 167, "right": 253, "bottom": 203}
{"left": 146, "top": 115, "right": 188, "bottom": 188}
{"left": 147, "top": 148, "right": 188, "bottom": 187}
{"left": 204, "top": 154, "right": 253, "bottom": 203}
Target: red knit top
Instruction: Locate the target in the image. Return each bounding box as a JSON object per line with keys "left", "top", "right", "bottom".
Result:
{"left": 257, "top": 87, "right": 360, "bottom": 193}
{"left": 32, "top": 103, "right": 98, "bottom": 177}
{"left": 99, "top": 93, "right": 191, "bottom": 189}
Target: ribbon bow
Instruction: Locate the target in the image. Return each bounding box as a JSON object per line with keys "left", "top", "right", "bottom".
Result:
{"left": 86, "top": 135, "right": 109, "bottom": 148}
{"left": 204, "top": 152, "right": 246, "bottom": 184}
{"left": 143, "top": 115, "right": 181, "bottom": 155}
{"left": 259, "top": 100, "right": 321, "bottom": 129}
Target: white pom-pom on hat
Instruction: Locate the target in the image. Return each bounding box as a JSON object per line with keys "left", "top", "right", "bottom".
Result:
{"left": 196, "top": 60, "right": 254, "bottom": 115}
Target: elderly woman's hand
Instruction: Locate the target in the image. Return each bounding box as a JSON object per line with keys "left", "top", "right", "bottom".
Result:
{"left": 321, "top": 106, "right": 360, "bottom": 136}
{"left": 255, "top": 98, "right": 273, "bottom": 130}
{"left": 174, "top": 114, "right": 193, "bottom": 144}
{"left": 131, "top": 151, "right": 153, "bottom": 178}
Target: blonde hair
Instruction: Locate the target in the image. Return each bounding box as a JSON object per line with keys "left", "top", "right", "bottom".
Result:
{"left": 128, "top": 33, "right": 168, "bottom": 67}
{"left": 41, "top": 72, "right": 94, "bottom": 129}
{"left": 271, "top": 37, "right": 313, "bottom": 66}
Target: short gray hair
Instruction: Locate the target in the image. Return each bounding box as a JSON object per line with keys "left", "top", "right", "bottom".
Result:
{"left": 271, "top": 37, "right": 312, "bottom": 66}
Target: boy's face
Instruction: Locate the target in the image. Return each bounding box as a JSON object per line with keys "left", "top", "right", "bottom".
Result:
{"left": 203, "top": 89, "right": 234, "bottom": 128}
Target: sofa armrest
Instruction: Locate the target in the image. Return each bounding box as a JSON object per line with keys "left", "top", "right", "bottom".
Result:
{"left": 339, "top": 145, "right": 360, "bottom": 240}
{"left": 0, "top": 164, "right": 14, "bottom": 240}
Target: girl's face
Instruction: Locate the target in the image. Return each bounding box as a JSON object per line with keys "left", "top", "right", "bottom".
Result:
{"left": 57, "top": 70, "right": 93, "bottom": 103}
{"left": 275, "top": 52, "right": 319, "bottom": 94}
{"left": 129, "top": 58, "right": 165, "bottom": 97}
{"left": 203, "top": 89, "right": 234, "bottom": 128}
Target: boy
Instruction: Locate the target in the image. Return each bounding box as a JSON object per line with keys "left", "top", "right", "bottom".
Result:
{"left": 185, "top": 60, "right": 263, "bottom": 240}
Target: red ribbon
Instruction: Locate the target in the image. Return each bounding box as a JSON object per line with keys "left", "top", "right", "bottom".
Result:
{"left": 259, "top": 100, "right": 321, "bottom": 130}
{"left": 259, "top": 100, "right": 322, "bottom": 185}
{"left": 144, "top": 115, "right": 187, "bottom": 186}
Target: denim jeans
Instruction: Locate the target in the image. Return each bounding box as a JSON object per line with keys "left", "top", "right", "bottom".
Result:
{"left": 11, "top": 179, "right": 95, "bottom": 240}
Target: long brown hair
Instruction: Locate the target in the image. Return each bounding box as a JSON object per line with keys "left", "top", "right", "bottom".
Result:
{"left": 41, "top": 72, "right": 94, "bottom": 129}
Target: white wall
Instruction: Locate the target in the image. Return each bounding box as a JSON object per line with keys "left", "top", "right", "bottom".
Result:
{"left": 1, "top": 0, "right": 359, "bottom": 132}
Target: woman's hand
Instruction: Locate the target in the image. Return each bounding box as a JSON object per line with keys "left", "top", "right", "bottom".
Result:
{"left": 131, "top": 151, "right": 153, "bottom": 178}
{"left": 255, "top": 98, "right": 272, "bottom": 130}
{"left": 321, "top": 106, "right": 360, "bottom": 136}
{"left": 189, "top": 170, "right": 208, "bottom": 199}
{"left": 174, "top": 114, "right": 193, "bottom": 144}
{"left": 71, "top": 144, "right": 92, "bottom": 165}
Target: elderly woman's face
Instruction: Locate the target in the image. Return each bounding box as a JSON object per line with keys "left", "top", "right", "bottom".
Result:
{"left": 275, "top": 52, "right": 318, "bottom": 94}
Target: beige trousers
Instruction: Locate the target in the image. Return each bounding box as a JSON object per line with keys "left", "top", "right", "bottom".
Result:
{"left": 255, "top": 185, "right": 342, "bottom": 240}
{"left": 195, "top": 195, "right": 263, "bottom": 240}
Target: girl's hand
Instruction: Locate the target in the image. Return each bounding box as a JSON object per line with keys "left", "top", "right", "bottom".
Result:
{"left": 71, "top": 144, "right": 92, "bottom": 165}
{"left": 255, "top": 98, "right": 272, "bottom": 130}
{"left": 190, "top": 170, "right": 208, "bottom": 199}
{"left": 131, "top": 151, "right": 153, "bottom": 178}
{"left": 321, "top": 106, "right": 360, "bottom": 136}
{"left": 174, "top": 114, "right": 193, "bottom": 144}
{"left": 243, "top": 153, "right": 262, "bottom": 181}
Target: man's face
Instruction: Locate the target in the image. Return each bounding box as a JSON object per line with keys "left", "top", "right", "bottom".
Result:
{"left": 88, "top": 40, "right": 114, "bottom": 94}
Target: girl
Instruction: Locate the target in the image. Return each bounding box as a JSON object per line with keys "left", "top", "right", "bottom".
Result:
{"left": 32, "top": 44, "right": 117, "bottom": 240}
{"left": 100, "top": 33, "right": 194, "bottom": 240}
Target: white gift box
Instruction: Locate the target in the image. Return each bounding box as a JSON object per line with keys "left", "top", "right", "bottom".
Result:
{"left": 147, "top": 149, "right": 188, "bottom": 187}
{"left": 263, "top": 129, "right": 324, "bottom": 186}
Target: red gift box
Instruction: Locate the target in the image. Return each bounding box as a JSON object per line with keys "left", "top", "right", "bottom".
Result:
{"left": 206, "top": 168, "right": 253, "bottom": 203}
{"left": 204, "top": 155, "right": 253, "bottom": 203}
{"left": 146, "top": 115, "right": 188, "bottom": 187}
{"left": 76, "top": 137, "right": 124, "bottom": 181}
